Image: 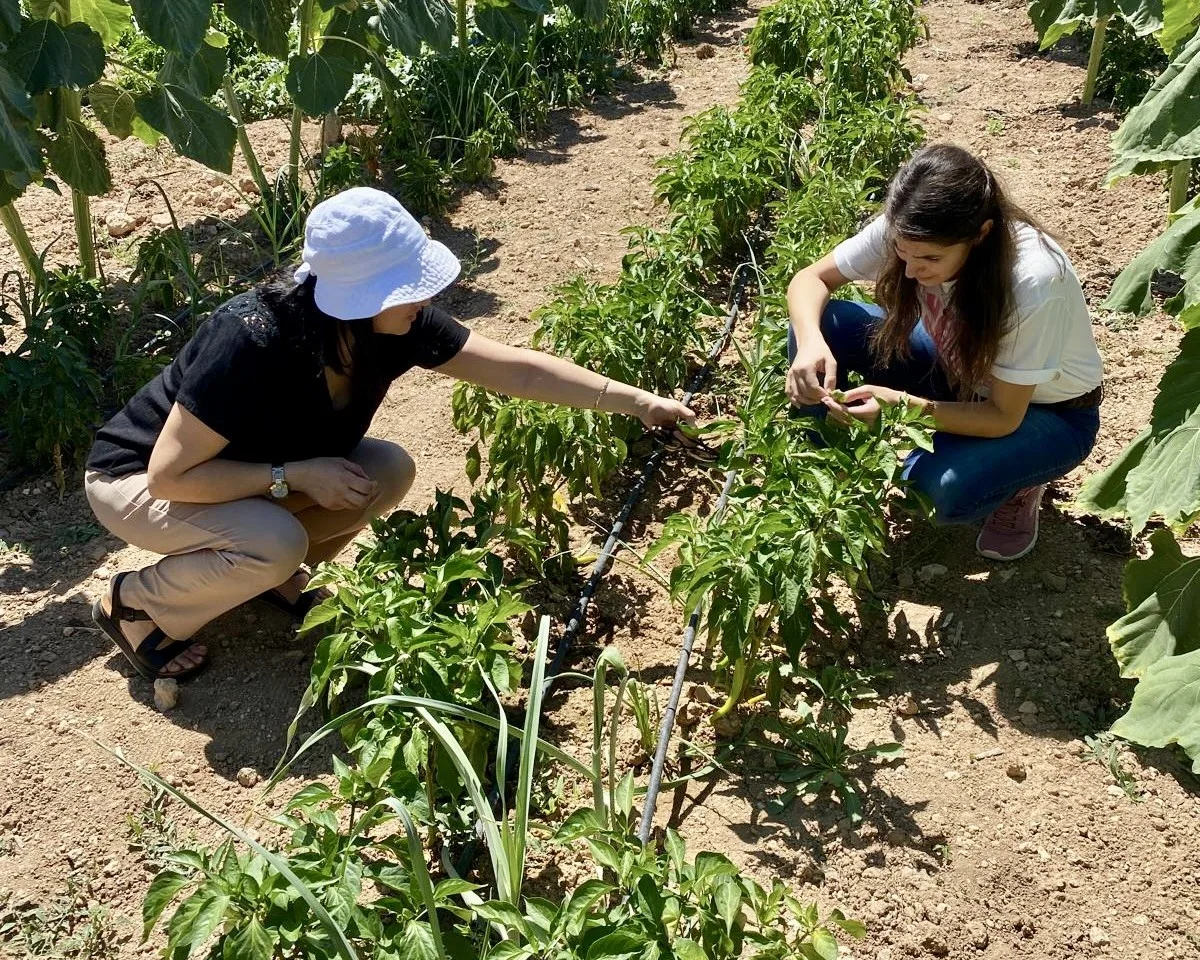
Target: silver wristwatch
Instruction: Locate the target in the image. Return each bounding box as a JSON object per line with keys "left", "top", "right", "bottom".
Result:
{"left": 269, "top": 464, "right": 289, "bottom": 499}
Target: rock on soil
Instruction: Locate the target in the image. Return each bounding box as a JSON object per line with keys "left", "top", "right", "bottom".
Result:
{"left": 236, "top": 767, "right": 260, "bottom": 788}
{"left": 152, "top": 679, "right": 178, "bottom": 712}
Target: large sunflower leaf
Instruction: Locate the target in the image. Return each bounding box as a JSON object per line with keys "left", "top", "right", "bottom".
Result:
{"left": 7, "top": 19, "right": 105, "bottom": 95}
{"left": 224, "top": 0, "right": 291, "bottom": 59}
{"left": 375, "top": 0, "right": 455, "bottom": 56}
{"left": 45, "top": 115, "right": 110, "bottom": 195}
{"left": 128, "top": 0, "right": 213, "bottom": 57}
{"left": 0, "top": 62, "right": 40, "bottom": 177}
{"left": 28, "top": 0, "right": 132, "bottom": 45}
{"left": 285, "top": 50, "right": 355, "bottom": 116}
{"left": 135, "top": 82, "right": 235, "bottom": 173}
{"left": 88, "top": 82, "right": 137, "bottom": 139}
{"left": 1102, "top": 196, "right": 1200, "bottom": 325}
{"left": 1111, "top": 647, "right": 1200, "bottom": 772}
{"left": 1077, "top": 331, "right": 1200, "bottom": 530}
{"left": 1109, "top": 529, "right": 1200, "bottom": 677}
{"left": 1110, "top": 28, "right": 1200, "bottom": 181}
{"left": 1028, "top": 0, "right": 1162, "bottom": 49}
{"left": 1159, "top": 0, "right": 1200, "bottom": 53}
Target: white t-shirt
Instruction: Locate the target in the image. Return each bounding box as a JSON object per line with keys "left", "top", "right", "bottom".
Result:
{"left": 832, "top": 217, "right": 1103, "bottom": 404}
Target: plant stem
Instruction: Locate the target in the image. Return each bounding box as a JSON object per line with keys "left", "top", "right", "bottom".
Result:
{"left": 55, "top": 1, "right": 97, "bottom": 278}
{"left": 1081, "top": 15, "right": 1109, "bottom": 106}
{"left": 0, "top": 204, "right": 44, "bottom": 286}
{"left": 1169, "top": 159, "right": 1191, "bottom": 216}
{"left": 290, "top": 0, "right": 315, "bottom": 182}
{"left": 223, "top": 77, "right": 270, "bottom": 196}
{"left": 456, "top": 0, "right": 469, "bottom": 53}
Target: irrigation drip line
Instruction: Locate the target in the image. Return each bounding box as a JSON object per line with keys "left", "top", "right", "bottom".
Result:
{"left": 637, "top": 462, "right": 740, "bottom": 843}
{"left": 546, "top": 262, "right": 752, "bottom": 685}
{"left": 454, "top": 264, "right": 751, "bottom": 878}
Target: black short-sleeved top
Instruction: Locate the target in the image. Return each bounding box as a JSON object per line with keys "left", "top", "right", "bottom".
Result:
{"left": 86, "top": 283, "right": 470, "bottom": 477}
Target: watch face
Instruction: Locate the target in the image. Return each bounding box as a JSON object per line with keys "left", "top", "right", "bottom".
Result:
{"left": 270, "top": 481, "right": 288, "bottom": 499}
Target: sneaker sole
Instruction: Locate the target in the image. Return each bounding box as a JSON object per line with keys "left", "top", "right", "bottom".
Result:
{"left": 976, "top": 525, "right": 1039, "bottom": 562}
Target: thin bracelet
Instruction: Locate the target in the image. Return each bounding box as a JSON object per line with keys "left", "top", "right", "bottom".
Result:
{"left": 593, "top": 378, "right": 610, "bottom": 409}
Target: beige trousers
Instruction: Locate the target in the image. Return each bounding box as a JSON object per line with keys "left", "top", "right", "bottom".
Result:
{"left": 84, "top": 438, "right": 414, "bottom": 640}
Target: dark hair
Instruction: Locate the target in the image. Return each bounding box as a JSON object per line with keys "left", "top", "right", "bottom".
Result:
{"left": 261, "top": 275, "right": 388, "bottom": 408}
{"left": 872, "top": 143, "right": 1048, "bottom": 396}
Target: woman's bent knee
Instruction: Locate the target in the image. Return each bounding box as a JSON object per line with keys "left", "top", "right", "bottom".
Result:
{"left": 355, "top": 438, "right": 416, "bottom": 510}
{"left": 243, "top": 514, "right": 310, "bottom": 581}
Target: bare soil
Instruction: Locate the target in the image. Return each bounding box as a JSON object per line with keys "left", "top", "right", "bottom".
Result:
{"left": 2, "top": 1, "right": 1198, "bottom": 958}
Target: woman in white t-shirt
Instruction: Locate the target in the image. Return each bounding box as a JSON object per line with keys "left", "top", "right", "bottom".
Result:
{"left": 786, "top": 143, "right": 1103, "bottom": 561}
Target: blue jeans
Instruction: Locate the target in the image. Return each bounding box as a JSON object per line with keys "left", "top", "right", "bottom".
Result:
{"left": 789, "top": 300, "right": 1101, "bottom": 525}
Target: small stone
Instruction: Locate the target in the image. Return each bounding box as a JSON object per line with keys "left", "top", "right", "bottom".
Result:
{"left": 105, "top": 212, "right": 138, "bottom": 238}
{"left": 897, "top": 694, "right": 921, "bottom": 717}
{"left": 1041, "top": 571, "right": 1068, "bottom": 592}
{"left": 153, "top": 679, "right": 179, "bottom": 712}
{"left": 1018, "top": 700, "right": 1039, "bottom": 715}
{"left": 103, "top": 859, "right": 119, "bottom": 877}
{"left": 239, "top": 177, "right": 260, "bottom": 195}
{"left": 150, "top": 212, "right": 172, "bottom": 228}
{"left": 966, "top": 921, "right": 989, "bottom": 949}
{"left": 695, "top": 43, "right": 716, "bottom": 59}
{"left": 1106, "top": 785, "right": 1127, "bottom": 797}
{"left": 1006, "top": 761, "right": 1028, "bottom": 782}
{"left": 936, "top": 112, "right": 954, "bottom": 124}
{"left": 1089, "top": 927, "right": 1110, "bottom": 945}
{"left": 867, "top": 898, "right": 892, "bottom": 918}
{"left": 582, "top": 182, "right": 601, "bottom": 192}
{"left": 918, "top": 563, "right": 948, "bottom": 582}
{"left": 86, "top": 543, "right": 106, "bottom": 562}
{"left": 1008, "top": 648, "right": 1026, "bottom": 661}
{"left": 688, "top": 683, "right": 716, "bottom": 705}
{"left": 62, "top": 626, "right": 75, "bottom": 638}
{"left": 237, "top": 767, "right": 260, "bottom": 788}
{"left": 93, "top": 566, "right": 113, "bottom": 581}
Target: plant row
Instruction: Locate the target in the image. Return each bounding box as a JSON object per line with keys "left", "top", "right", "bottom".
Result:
{"left": 1029, "top": 0, "right": 1200, "bottom": 770}
{"left": 125, "top": 0, "right": 934, "bottom": 953}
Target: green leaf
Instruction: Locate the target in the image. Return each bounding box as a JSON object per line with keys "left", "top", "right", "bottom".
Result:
{"left": 1111, "top": 647, "right": 1200, "bottom": 771}
{"left": 1160, "top": 0, "right": 1200, "bottom": 52}
{"left": 1110, "top": 28, "right": 1200, "bottom": 182}
{"left": 165, "top": 884, "right": 231, "bottom": 958}
{"left": 562, "top": 0, "right": 606, "bottom": 21}
{"left": 8, "top": 20, "right": 105, "bottom": 95}
{"left": 376, "top": 0, "right": 455, "bottom": 55}
{"left": 555, "top": 806, "right": 603, "bottom": 842}
{"left": 142, "top": 869, "right": 193, "bottom": 940}
{"left": 474, "top": 900, "right": 530, "bottom": 938}
{"left": 1109, "top": 529, "right": 1200, "bottom": 678}
{"left": 285, "top": 51, "right": 354, "bottom": 117}
{"left": 398, "top": 920, "right": 441, "bottom": 960}
{"left": 45, "top": 116, "right": 110, "bottom": 195}
{"left": 128, "top": 0, "right": 213, "bottom": 56}
{"left": 474, "top": 0, "right": 538, "bottom": 43}
{"left": 0, "top": 63, "right": 40, "bottom": 177}
{"left": 1077, "top": 331, "right": 1200, "bottom": 530}
{"left": 1028, "top": 0, "right": 1162, "bottom": 49}
{"left": 674, "top": 940, "right": 707, "bottom": 960}
{"left": 225, "top": 0, "right": 291, "bottom": 59}
{"left": 810, "top": 927, "right": 841, "bottom": 960}
{"left": 160, "top": 41, "right": 227, "bottom": 99}
{"left": 224, "top": 917, "right": 274, "bottom": 960}
{"left": 27, "top": 0, "right": 133, "bottom": 45}
{"left": 713, "top": 877, "right": 742, "bottom": 933}
{"left": 88, "top": 82, "right": 136, "bottom": 140}
{"left": 1102, "top": 196, "right": 1200, "bottom": 324}
{"left": 136, "top": 82, "right": 236, "bottom": 173}
{"left": 585, "top": 929, "right": 646, "bottom": 959}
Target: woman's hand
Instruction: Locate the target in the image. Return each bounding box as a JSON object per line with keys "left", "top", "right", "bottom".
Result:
{"left": 824, "top": 384, "right": 904, "bottom": 426}
{"left": 288, "top": 457, "right": 378, "bottom": 511}
{"left": 632, "top": 391, "right": 697, "bottom": 429}
{"left": 786, "top": 335, "right": 838, "bottom": 406}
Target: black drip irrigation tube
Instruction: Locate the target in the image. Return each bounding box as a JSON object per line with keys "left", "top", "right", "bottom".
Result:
{"left": 454, "top": 264, "right": 752, "bottom": 876}
{"left": 637, "top": 462, "right": 739, "bottom": 843}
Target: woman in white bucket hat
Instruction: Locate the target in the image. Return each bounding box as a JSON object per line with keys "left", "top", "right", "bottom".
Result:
{"left": 83, "top": 188, "right": 695, "bottom": 681}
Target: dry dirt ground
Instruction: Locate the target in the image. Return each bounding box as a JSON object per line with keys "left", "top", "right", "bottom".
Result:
{"left": 2, "top": 0, "right": 1199, "bottom": 958}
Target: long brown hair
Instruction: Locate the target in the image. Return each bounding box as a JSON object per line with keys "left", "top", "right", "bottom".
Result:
{"left": 872, "top": 144, "right": 1047, "bottom": 396}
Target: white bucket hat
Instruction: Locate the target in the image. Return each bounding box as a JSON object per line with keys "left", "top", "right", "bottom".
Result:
{"left": 293, "top": 187, "right": 461, "bottom": 320}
